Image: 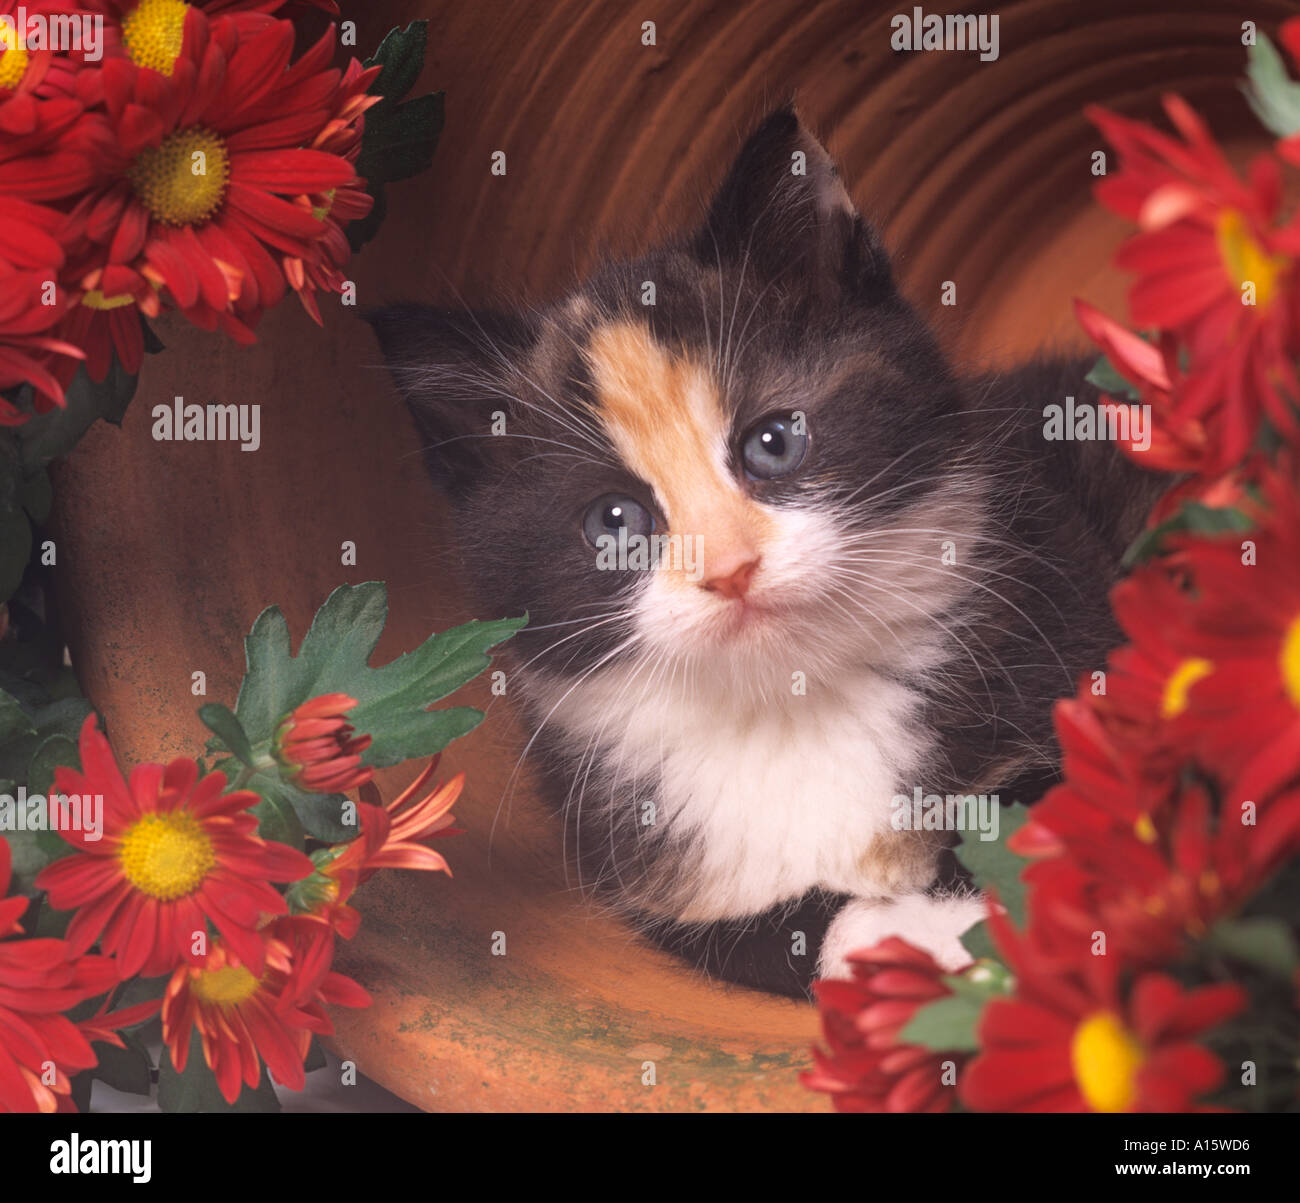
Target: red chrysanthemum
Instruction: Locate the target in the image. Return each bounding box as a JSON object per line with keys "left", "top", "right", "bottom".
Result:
{"left": 84, "top": 0, "right": 338, "bottom": 64}
{"left": 0, "top": 1, "right": 112, "bottom": 199}
{"left": 297, "top": 757, "right": 461, "bottom": 937}
{"left": 1073, "top": 298, "right": 1210, "bottom": 473}
{"left": 961, "top": 910, "right": 1244, "bottom": 1112}
{"left": 1098, "top": 470, "right": 1300, "bottom": 800}
{"left": 0, "top": 254, "right": 83, "bottom": 417}
{"left": 281, "top": 52, "right": 377, "bottom": 322}
{"left": 803, "top": 936, "right": 970, "bottom": 1113}
{"left": 66, "top": 8, "right": 365, "bottom": 349}
{"left": 1088, "top": 96, "right": 1300, "bottom": 468}
{"left": 34, "top": 713, "right": 313, "bottom": 978}
{"left": 160, "top": 914, "right": 368, "bottom": 1105}
{"left": 274, "top": 691, "right": 374, "bottom": 794}
{"left": 1021, "top": 775, "right": 1300, "bottom": 966}
{"left": 1014, "top": 697, "right": 1176, "bottom": 866}
{"left": 0, "top": 836, "right": 160, "bottom": 1112}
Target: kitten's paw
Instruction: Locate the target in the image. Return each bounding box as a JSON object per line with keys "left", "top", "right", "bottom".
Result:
{"left": 817, "top": 892, "right": 987, "bottom": 982}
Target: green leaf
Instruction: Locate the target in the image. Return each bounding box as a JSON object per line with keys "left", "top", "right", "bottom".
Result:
{"left": 1207, "top": 916, "right": 1300, "bottom": 980}
{"left": 18, "top": 357, "right": 139, "bottom": 473}
{"left": 303, "top": 1037, "right": 328, "bottom": 1074}
{"left": 954, "top": 803, "right": 1031, "bottom": 928}
{"left": 1244, "top": 33, "right": 1300, "bottom": 138}
{"left": 356, "top": 91, "right": 445, "bottom": 185}
{"left": 350, "top": 22, "right": 443, "bottom": 250}
{"left": 0, "top": 506, "right": 32, "bottom": 603}
{"left": 6, "top": 829, "right": 55, "bottom": 896}
{"left": 34, "top": 896, "right": 73, "bottom": 938}
{"left": 345, "top": 183, "right": 387, "bottom": 253}
{"left": 27, "top": 731, "right": 80, "bottom": 794}
{"left": 364, "top": 20, "right": 428, "bottom": 113}
{"left": 897, "top": 960, "right": 1013, "bottom": 1053}
{"left": 1084, "top": 353, "right": 1139, "bottom": 401}
{"left": 198, "top": 702, "right": 256, "bottom": 767}
{"left": 0, "top": 688, "right": 89, "bottom": 818}
{"left": 110, "top": 974, "right": 169, "bottom": 1014}
{"left": 158, "top": 1028, "right": 281, "bottom": 1113}
{"left": 1123, "top": 500, "right": 1255, "bottom": 568}
{"left": 244, "top": 773, "right": 307, "bottom": 850}
{"left": 0, "top": 688, "right": 34, "bottom": 743}
{"left": 899, "top": 994, "right": 984, "bottom": 1053}
{"left": 959, "top": 919, "right": 998, "bottom": 964}
{"left": 251, "top": 772, "right": 352, "bottom": 844}
{"left": 86, "top": 1031, "right": 154, "bottom": 1097}
{"left": 140, "top": 312, "right": 165, "bottom": 354}
{"left": 232, "top": 582, "right": 524, "bottom": 769}
{"left": 18, "top": 469, "right": 51, "bottom": 524}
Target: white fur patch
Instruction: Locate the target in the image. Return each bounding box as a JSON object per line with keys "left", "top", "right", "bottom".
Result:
{"left": 816, "top": 892, "right": 987, "bottom": 981}
{"left": 532, "top": 649, "right": 934, "bottom": 920}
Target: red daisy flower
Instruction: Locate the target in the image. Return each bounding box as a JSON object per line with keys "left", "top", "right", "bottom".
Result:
{"left": 84, "top": 0, "right": 337, "bottom": 68}
{"left": 1012, "top": 698, "right": 1176, "bottom": 866}
{"left": 160, "top": 914, "right": 368, "bottom": 1105}
{"left": 961, "top": 910, "right": 1244, "bottom": 1112}
{"left": 291, "top": 758, "right": 461, "bottom": 939}
{"left": 281, "top": 52, "right": 377, "bottom": 322}
{"left": 0, "top": 0, "right": 111, "bottom": 199}
{"left": 34, "top": 713, "right": 312, "bottom": 979}
{"left": 350, "top": 756, "right": 461, "bottom": 876}
{"left": 0, "top": 836, "right": 160, "bottom": 1112}
{"left": 1073, "top": 298, "right": 1209, "bottom": 473}
{"left": 1095, "top": 567, "right": 1218, "bottom": 774}
{"left": 0, "top": 258, "right": 82, "bottom": 418}
{"left": 1088, "top": 96, "right": 1300, "bottom": 468}
{"left": 274, "top": 691, "right": 373, "bottom": 793}
{"left": 1114, "top": 471, "right": 1300, "bottom": 799}
{"left": 1022, "top": 778, "right": 1300, "bottom": 966}
{"left": 803, "top": 936, "right": 970, "bottom": 1113}
{"left": 68, "top": 8, "right": 361, "bottom": 343}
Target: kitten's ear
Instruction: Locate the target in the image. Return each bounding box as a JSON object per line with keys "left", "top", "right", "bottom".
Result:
{"left": 695, "top": 105, "right": 893, "bottom": 305}
{"left": 365, "top": 303, "right": 534, "bottom": 492}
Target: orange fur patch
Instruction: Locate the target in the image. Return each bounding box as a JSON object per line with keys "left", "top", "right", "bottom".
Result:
{"left": 584, "top": 321, "right": 772, "bottom": 579}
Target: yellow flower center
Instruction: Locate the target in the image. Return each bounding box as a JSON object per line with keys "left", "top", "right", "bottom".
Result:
{"left": 1133, "top": 813, "right": 1158, "bottom": 844}
{"left": 118, "top": 811, "right": 214, "bottom": 900}
{"left": 0, "top": 21, "right": 30, "bottom": 91}
{"left": 311, "top": 189, "right": 337, "bottom": 222}
{"left": 1281, "top": 614, "right": 1300, "bottom": 712}
{"left": 1071, "top": 1011, "right": 1143, "bottom": 1113}
{"left": 1216, "top": 210, "right": 1287, "bottom": 310}
{"left": 82, "top": 289, "right": 138, "bottom": 311}
{"left": 192, "top": 963, "right": 260, "bottom": 1006}
{"left": 128, "top": 127, "right": 230, "bottom": 227}
{"left": 121, "top": 0, "right": 189, "bottom": 76}
{"left": 1160, "top": 657, "right": 1213, "bottom": 719}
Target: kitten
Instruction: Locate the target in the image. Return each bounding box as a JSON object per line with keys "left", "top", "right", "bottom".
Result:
{"left": 369, "top": 107, "right": 1164, "bottom": 998}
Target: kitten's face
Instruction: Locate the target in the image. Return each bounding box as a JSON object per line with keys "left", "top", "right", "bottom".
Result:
{"left": 373, "top": 108, "right": 984, "bottom": 697}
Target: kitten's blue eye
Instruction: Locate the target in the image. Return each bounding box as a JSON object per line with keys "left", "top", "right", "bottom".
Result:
{"left": 741, "top": 414, "right": 807, "bottom": 479}
{"left": 583, "top": 494, "right": 655, "bottom": 547}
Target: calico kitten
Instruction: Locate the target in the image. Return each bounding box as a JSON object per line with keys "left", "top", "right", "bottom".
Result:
{"left": 369, "top": 107, "right": 1164, "bottom": 999}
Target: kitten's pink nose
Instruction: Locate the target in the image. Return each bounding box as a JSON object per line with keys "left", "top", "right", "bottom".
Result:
{"left": 701, "top": 557, "right": 761, "bottom": 601}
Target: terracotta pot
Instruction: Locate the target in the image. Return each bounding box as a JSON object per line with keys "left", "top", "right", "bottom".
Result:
{"left": 50, "top": 0, "right": 1286, "bottom": 1110}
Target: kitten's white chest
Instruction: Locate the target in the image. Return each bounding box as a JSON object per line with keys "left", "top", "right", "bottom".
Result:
{"left": 532, "top": 665, "right": 932, "bottom": 921}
